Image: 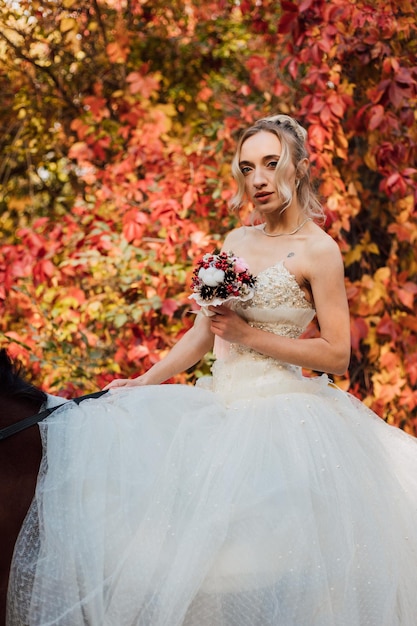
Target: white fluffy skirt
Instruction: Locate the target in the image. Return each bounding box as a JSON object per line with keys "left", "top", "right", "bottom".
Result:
{"left": 7, "top": 359, "right": 417, "bottom": 626}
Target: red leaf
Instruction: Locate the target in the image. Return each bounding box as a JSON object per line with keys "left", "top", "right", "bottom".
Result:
{"left": 161, "top": 299, "right": 179, "bottom": 317}
{"left": 123, "top": 221, "right": 143, "bottom": 243}
{"left": 388, "top": 81, "right": 407, "bottom": 108}
{"left": 33, "top": 259, "right": 55, "bottom": 285}
{"left": 287, "top": 58, "right": 299, "bottom": 80}
{"left": 83, "top": 96, "right": 110, "bottom": 122}
{"left": 127, "top": 345, "right": 149, "bottom": 361}
{"left": 405, "top": 354, "right": 417, "bottom": 386}
{"left": 319, "top": 105, "right": 332, "bottom": 125}
{"left": 308, "top": 124, "right": 328, "bottom": 151}
{"left": 350, "top": 317, "right": 368, "bottom": 352}
{"left": 368, "top": 105, "right": 384, "bottom": 130}
{"left": 329, "top": 100, "right": 344, "bottom": 118}
{"left": 281, "top": 0, "right": 298, "bottom": 9}
{"left": 278, "top": 3, "right": 299, "bottom": 34}
{"left": 397, "top": 282, "right": 417, "bottom": 309}
{"left": 376, "top": 313, "right": 398, "bottom": 340}
{"left": 299, "top": 0, "right": 314, "bottom": 11}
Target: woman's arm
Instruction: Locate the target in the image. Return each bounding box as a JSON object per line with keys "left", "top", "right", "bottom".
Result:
{"left": 210, "top": 237, "right": 351, "bottom": 376}
{"left": 104, "top": 313, "right": 214, "bottom": 389}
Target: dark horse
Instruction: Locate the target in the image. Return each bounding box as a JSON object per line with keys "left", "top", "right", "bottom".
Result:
{"left": 0, "top": 348, "right": 106, "bottom": 625}
{"left": 0, "top": 348, "right": 46, "bottom": 626}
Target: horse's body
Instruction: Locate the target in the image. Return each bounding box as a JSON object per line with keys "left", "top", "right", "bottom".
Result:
{"left": 0, "top": 350, "right": 106, "bottom": 625}
{"left": 0, "top": 349, "right": 46, "bottom": 626}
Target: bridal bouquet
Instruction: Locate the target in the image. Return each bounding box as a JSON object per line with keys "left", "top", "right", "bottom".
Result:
{"left": 189, "top": 251, "right": 256, "bottom": 312}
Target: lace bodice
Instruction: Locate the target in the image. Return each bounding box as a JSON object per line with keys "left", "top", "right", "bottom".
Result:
{"left": 243, "top": 261, "right": 313, "bottom": 312}
{"left": 229, "top": 261, "right": 315, "bottom": 356}
{"left": 208, "top": 262, "right": 318, "bottom": 400}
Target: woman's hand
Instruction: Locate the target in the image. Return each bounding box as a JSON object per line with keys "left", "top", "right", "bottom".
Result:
{"left": 103, "top": 374, "right": 149, "bottom": 391}
{"left": 209, "top": 305, "right": 250, "bottom": 345}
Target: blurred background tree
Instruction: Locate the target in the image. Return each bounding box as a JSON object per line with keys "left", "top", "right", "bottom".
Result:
{"left": 0, "top": 0, "right": 416, "bottom": 430}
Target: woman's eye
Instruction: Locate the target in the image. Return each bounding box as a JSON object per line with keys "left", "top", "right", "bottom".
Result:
{"left": 240, "top": 166, "right": 252, "bottom": 175}
{"left": 267, "top": 160, "right": 278, "bottom": 169}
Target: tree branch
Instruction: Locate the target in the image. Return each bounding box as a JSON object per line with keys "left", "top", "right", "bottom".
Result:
{"left": 0, "top": 29, "right": 82, "bottom": 114}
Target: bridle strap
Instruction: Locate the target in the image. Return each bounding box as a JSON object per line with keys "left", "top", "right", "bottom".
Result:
{"left": 0, "top": 390, "right": 108, "bottom": 441}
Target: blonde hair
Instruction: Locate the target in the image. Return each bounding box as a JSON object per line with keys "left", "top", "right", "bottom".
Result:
{"left": 230, "top": 114, "right": 324, "bottom": 223}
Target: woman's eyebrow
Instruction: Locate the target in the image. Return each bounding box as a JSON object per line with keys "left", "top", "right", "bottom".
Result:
{"left": 238, "top": 159, "right": 253, "bottom": 167}
{"left": 239, "top": 154, "right": 281, "bottom": 166}
{"left": 262, "top": 154, "right": 281, "bottom": 160}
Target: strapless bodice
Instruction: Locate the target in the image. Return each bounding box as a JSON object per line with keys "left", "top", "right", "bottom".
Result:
{"left": 243, "top": 260, "right": 314, "bottom": 314}
{"left": 228, "top": 261, "right": 315, "bottom": 355}
{"left": 207, "top": 262, "right": 319, "bottom": 401}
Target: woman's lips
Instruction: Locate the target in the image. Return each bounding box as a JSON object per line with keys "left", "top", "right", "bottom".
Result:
{"left": 254, "top": 192, "right": 272, "bottom": 203}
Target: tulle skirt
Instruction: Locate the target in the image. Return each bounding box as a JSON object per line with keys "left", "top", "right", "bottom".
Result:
{"left": 7, "top": 356, "right": 417, "bottom": 625}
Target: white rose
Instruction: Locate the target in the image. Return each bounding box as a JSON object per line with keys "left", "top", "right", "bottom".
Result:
{"left": 198, "top": 267, "right": 225, "bottom": 287}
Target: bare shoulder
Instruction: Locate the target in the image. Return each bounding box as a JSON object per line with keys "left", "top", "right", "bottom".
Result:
{"left": 304, "top": 225, "right": 344, "bottom": 278}
{"left": 222, "top": 226, "right": 250, "bottom": 250}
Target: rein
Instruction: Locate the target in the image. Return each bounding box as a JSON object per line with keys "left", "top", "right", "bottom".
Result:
{"left": 0, "top": 390, "right": 108, "bottom": 441}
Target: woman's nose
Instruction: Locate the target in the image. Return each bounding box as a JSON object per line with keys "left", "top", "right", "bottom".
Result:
{"left": 252, "top": 168, "right": 267, "bottom": 187}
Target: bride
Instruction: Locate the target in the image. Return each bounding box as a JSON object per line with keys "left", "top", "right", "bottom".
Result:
{"left": 8, "top": 115, "right": 417, "bottom": 625}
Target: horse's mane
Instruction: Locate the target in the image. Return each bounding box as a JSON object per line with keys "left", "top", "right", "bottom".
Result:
{"left": 0, "top": 348, "right": 47, "bottom": 405}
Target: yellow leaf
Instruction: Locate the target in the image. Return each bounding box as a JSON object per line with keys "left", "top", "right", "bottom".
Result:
{"left": 60, "top": 17, "right": 77, "bottom": 33}
{"left": 374, "top": 267, "right": 390, "bottom": 283}
{"left": 344, "top": 245, "right": 363, "bottom": 266}
{"left": 370, "top": 284, "right": 387, "bottom": 307}
{"left": 366, "top": 243, "right": 379, "bottom": 254}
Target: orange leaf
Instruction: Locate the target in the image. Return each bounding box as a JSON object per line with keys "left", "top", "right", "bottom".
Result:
{"left": 67, "top": 287, "right": 86, "bottom": 305}
{"left": 182, "top": 187, "right": 194, "bottom": 211}
{"left": 126, "top": 72, "right": 160, "bottom": 97}
{"left": 106, "top": 41, "right": 129, "bottom": 64}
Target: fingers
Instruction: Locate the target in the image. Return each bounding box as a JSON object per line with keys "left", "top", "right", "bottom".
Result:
{"left": 208, "top": 305, "right": 229, "bottom": 316}
{"left": 102, "top": 379, "right": 128, "bottom": 391}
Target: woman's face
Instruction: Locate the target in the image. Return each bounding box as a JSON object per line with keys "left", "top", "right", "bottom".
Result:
{"left": 239, "top": 130, "right": 296, "bottom": 212}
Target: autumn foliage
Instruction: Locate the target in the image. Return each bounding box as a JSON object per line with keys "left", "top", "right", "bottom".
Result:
{"left": 0, "top": 0, "right": 416, "bottom": 430}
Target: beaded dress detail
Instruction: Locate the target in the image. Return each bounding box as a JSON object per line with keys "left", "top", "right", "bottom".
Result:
{"left": 231, "top": 261, "right": 314, "bottom": 344}
{"left": 210, "top": 261, "right": 317, "bottom": 402}
{"left": 8, "top": 262, "right": 417, "bottom": 626}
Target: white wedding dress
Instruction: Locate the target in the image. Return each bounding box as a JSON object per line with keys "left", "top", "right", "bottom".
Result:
{"left": 7, "top": 262, "right": 417, "bottom": 626}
